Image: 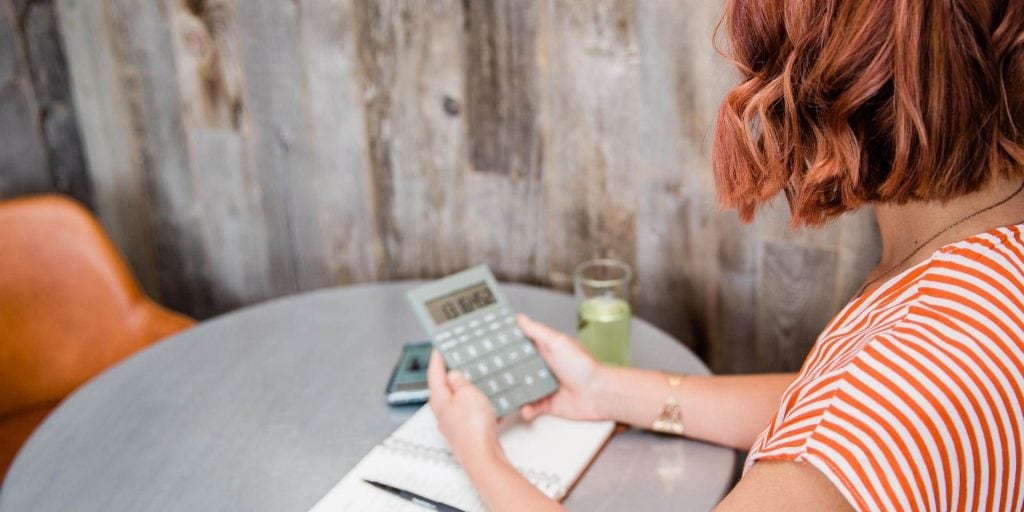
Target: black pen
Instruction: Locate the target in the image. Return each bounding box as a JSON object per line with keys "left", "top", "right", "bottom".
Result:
{"left": 362, "top": 479, "right": 469, "bottom": 512}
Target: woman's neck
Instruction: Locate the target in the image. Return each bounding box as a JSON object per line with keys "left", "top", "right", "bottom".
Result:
{"left": 868, "top": 175, "right": 1024, "bottom": 288}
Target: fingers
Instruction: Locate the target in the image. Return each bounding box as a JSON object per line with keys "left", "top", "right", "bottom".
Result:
{"left": 446, "top": 369, "right": 473, "bottom": 391}
{"left": 517, "top": 314, "right": 572, "bottom": 355}
{"left": 520, "top": 397, "right": 552, "bottom": 422}
{"left": 427, "top": 350, "right": 451, "bottom": 405}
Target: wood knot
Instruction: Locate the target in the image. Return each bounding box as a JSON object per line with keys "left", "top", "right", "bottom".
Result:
{"left": 442, "top": 95, "right": 460, "bottom": 116}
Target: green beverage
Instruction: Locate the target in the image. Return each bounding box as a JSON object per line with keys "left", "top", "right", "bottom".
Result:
{"left": 577, "top": 297, "right": 631, "bottom": 366}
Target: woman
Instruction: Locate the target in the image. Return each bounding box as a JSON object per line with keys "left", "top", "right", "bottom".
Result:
{"left": 428, "top": 0, "right": 1024, "bottom": 510}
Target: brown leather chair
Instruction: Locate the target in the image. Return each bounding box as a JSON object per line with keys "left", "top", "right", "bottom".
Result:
{"left": 0, "top": 195, "right": 193, "bottom": 481}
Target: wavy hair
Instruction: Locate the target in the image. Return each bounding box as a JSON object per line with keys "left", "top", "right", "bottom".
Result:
{"left": 713, "top": 0, "right": 1024, "bottom": 226}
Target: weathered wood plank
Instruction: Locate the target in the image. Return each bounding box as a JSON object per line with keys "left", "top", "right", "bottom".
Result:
{"left": 189, "top": 128, "right": 272, "bottom": 309}
{"left": 457, "top": 0, "right": 545, "bottom": 281}
{"left": 353, "top": 0, "right": 471, "bottom": 279}
{"left": 297, "top": 0, "right": 382, "bottom": 284}
{"left": 0, "top": 0, "right": 51, "bottom": 197}
{"left": 633, "top": 0, "right": 733, "bottom": 352}
{"left": 711, "top": 214, "right": 761, "bottom": 372}
{"left": 463, "top": 0, "right": 539, "bottom": 178}
{"left": 756, "top": 240, "right": 838, "bottom": 372}
{"left": 22, "top": 0, "right": 91, "bottom": 205}
{"left": 537, "top": 0, "right": 640, "bottom": 290}
{"left": 165, "top": 0, "right": 273, "bottom": 310}
{"left": 834, "top": 207, "right": 881, "bottom": 307}
{"left": 106, "top": 0, "right": 213, "bottom": 314}
{"left": 234, "top": 0, "right": 332, "bottom": 293}
{"left": 55, "top": 0, "right": 160, "bottom": 295}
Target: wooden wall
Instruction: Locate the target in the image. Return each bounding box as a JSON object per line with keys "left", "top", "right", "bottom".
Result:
{"left": 0, "top": 0, "right": 881, "bottom": 373}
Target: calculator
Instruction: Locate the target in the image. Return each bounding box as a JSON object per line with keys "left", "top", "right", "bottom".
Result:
{"left": 406, "top": 265, "right": 559, "bottom": 417}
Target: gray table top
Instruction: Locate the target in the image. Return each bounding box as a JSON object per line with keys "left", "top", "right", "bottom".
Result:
{"left": 0, "top": 282, "right": 735, "bottom": 511}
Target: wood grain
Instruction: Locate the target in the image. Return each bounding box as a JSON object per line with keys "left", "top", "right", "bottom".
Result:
{"left": 56, "top": 0, "right": 161, "bottom": 295}
{"left": 463, "top": 0, "right": 539, "bottom": 178}
{"left": 537, "top": 0, "right": 640, "bottom": 290}
{"left": 0, "top": 0, "right": 51, "bottom": 197}
{"left": 22, "top": 0, "right": 91, "bottom": 204}
{"left": 4, "top": 0, "right": 884, "bottom": 373}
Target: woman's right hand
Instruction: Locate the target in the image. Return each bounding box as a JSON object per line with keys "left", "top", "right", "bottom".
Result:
{"left": 516, "top": 314, "right": 608, "bottom": 422}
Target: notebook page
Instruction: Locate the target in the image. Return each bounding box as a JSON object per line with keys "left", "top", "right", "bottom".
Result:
{"left": 308, "top": 407, "right": 614, "bottom": 511}
{"left": 308, "top": 444, "right": 487, "bottom": 512}
{"left": 385, "top": 407, "right": 614, "bottom": 500}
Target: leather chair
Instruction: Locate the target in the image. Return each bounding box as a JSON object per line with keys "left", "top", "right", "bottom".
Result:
{"left": 0, "top": 195, "right": 193, "bottom": 481}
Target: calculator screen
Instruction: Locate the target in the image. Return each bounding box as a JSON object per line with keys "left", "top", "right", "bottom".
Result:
{"left": 425, "top": 282, "right": 498, "bottom": 324}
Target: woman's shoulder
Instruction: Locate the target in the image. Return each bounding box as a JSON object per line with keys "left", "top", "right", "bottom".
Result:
{"left": 907, "top": 222, "right": 1024, "bottom": 341}
{"left": 751, "top": 321, "right": 1024, "bottom": 511}
{"left": 749, "top": 224, "right": 1024, "bottom": 510}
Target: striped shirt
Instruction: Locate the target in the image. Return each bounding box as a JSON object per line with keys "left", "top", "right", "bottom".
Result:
{"left": 745, "top": 223, "right": 1024, "bottom": 511}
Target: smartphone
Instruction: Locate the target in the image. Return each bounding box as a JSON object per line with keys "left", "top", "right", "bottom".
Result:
{"left": 385, "top": 341, "right": 433, "bottom": 405}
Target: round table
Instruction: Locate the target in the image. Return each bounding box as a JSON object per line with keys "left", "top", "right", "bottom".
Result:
{"left": 1, "top": 283, "right": 735, "bottom": 511}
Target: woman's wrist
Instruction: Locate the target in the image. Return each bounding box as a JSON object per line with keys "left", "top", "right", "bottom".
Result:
{"left": 590, "top": 364, "right": 629, "bottom": 421}
{"left": 457, "top": 437, "right": 509, "bottom": 474}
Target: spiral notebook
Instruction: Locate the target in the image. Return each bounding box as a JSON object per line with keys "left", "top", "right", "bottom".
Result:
{"left": 308, "top": 407, "right": 615, "bottom": 511}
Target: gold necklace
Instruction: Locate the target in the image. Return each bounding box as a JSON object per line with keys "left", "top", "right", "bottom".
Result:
{"left": 856, "top": 179, "right": 1024, "bottom": 298}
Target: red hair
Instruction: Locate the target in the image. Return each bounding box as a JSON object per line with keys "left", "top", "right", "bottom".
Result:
{"left": 713, "top": 0, "right": 1024, "bottom": 226}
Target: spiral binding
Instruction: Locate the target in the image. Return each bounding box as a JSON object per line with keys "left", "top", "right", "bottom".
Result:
{"left": 381, "top": 435, "right": 564, "bottom": 496}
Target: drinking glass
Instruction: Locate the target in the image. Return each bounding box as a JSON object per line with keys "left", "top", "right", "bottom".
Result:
{"left": 574, "top": 259, "right": 632, "bottom": 366}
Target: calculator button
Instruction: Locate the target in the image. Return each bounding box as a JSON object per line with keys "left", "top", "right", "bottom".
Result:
{"left": 538, "top": 368, "right": 550, "bottom": 379}
{"left": 461, "top": 368, "right": 473, "bottom": 380}
{"left": 440, "top": 340, "right": 457, "bottom": 350}
{"left": 511, "top": 329, "right": 523, "bottom": 338}
{"left": 482, "top": 339, "right": 494, "bottom": 351}
{"left": 474, "top": 329, "right": 485, "bottom": 337}
{"left": 486, "top": 379, "right": 499, "bottom": 393}
{"left": 454, "top": 326, "right": 465, "bottom": 334}
{"left": 467, "top": 346, "right": 479, "bottom": 358}
{"left": 477, "top": 362, "right": 489, "bottom": 374}
{"left": 502, "top": 372, "right": 515, "bottom": 386}
{"left": 458, "top": 335, "right": 470, "bottom": 343}
{"left": 492, "top": 355, "right": 504, "bottom": 368}
{"left": 484, "top": 313, "right": 496, "bottom": 322}
{"left": 505, "top": 316, "right": 515, "bottom": 325}
{"left": 497, "top": 334, "right": 509, "bottom": 344}
{"left": 498, "top": 396, "right": 510, "bottom": 410}
{"left": 524, "top": 375, "right": 535, "bottom": 386}
{"left": 451, "top": 352, "right": 462, "bottom": 363}
{"left": 435, "top": 332, "right": 451, "bottom": 341}
{"left": 506, "top": 388, "right": 527, "bottom": 407}
{"left": 469, "top": 320, "right": 481, "bottom": 328}
{"left": 522, "top": 344, "right": 535, "bottom": 355}
{"left": 499, "top": 308, "right": 511, "bottom": 316}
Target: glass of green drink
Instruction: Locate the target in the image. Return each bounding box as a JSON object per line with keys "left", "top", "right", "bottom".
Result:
{"left": 574, "top": 259, "right": 632, "bottom": 366}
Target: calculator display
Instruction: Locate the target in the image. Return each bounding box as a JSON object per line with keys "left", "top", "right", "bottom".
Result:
{"left": 425, "top": 282, "right": 497, "bottom": 324}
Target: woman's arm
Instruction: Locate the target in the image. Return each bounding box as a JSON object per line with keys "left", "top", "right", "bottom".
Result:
{"left": 427, "top": 316, "right": 799, "bottom": 510}
{"left": 516, "top": 316, "right": 795, "bottom": 450}
{"left": 591, "top": 368, "right": 795, "bottom": 450}
{"left": 458, "top": 441, "right": 565, "bottom": 512}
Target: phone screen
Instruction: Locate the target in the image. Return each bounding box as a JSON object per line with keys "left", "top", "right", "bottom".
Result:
{"left": 386, "top": 341, "right": 432, "bottom": 405}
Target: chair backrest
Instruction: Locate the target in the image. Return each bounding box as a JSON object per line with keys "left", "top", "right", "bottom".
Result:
{"left": 0, "top": 195, "right": 193, "bottom": 416}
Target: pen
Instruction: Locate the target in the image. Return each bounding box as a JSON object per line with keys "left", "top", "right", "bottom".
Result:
{"left": 362, "top": 479, "right": 468, "bottom": 512}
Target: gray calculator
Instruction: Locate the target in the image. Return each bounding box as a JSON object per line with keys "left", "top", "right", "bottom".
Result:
{"left": 406, "top": 265, "right": 559, "bottom": 417}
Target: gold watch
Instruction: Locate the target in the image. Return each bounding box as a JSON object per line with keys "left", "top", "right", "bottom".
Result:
{"left": 651, "top": 372, "right": 686, "bottom": 435}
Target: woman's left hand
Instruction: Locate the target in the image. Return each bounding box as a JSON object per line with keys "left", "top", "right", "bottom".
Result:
{"left": 427, "top": 350, "right": 504, "bottom": 466}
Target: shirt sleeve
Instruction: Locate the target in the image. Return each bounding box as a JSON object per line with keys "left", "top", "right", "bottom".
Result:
{"left": 749, "top": 327, "right": 1023, "bottom": 512}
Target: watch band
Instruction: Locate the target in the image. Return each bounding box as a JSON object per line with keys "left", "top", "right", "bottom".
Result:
{"left": 651, "top": 372, "right": 686, "bottom": 435}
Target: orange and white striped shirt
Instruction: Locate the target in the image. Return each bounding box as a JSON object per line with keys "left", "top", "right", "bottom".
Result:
{"left": 746, "top": 223, "right": 1024, "bottom": 511}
